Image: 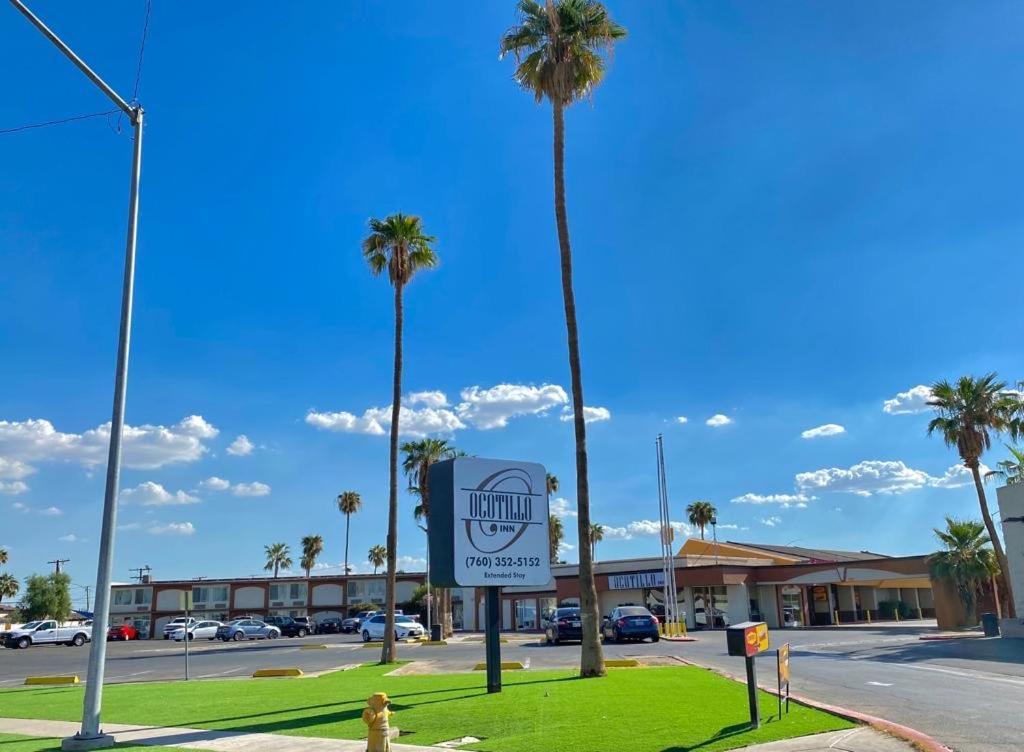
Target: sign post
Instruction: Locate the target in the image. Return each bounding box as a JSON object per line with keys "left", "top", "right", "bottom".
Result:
{"left": 777, "top": 643, "right": 791, "bottom": 718}
{"left": 726, "top": 621, "right": 770, "bottom": 729}
{"left": 428, "top": 457, "right": 551, "bottom": 695}
{"left": 180, "top": 591, "right": 193, "bottom": 681}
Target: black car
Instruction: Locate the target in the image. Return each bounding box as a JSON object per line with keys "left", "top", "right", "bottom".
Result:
{"left": 293, "top": 617, "right": 317, "bottom": 635}
{"left": 342, "top": 610, "right": 377, "bottom": 634}
{"left": 263, "top": 615, "right": 311, "bottom": 638}
{"left": 317, "top": 617, "right": 342, "bottom": 634}
{"left": 545, "top": 607, "right": 583, "bottom": 644}
{"left": 602, "top": 606, "right": 660, "bottom": 643}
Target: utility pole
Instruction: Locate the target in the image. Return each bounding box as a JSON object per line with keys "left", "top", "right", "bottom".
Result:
{"left": 129, "top": 566, "right": 151, "bottom": 584}
{"left": 8, "top": 2, "right": 145, "bottom": 749}
{"left": 48, "top": 558, "right": 70, "bottom": 574}
{"left": 84, "top": 585, "right": 91, "bottom": 612}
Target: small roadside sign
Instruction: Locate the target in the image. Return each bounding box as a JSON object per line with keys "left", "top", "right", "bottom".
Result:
{"left": 777, "top": 643, "right": 791, "bottom": 717}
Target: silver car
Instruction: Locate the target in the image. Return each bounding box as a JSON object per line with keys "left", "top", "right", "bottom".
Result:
{"left": 215, "top": 618, "right": 280, "bottom": 642}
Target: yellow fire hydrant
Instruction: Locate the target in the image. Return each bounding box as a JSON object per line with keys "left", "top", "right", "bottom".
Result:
{"left": 362, "top": 692, "right": 392, "bottom": 752}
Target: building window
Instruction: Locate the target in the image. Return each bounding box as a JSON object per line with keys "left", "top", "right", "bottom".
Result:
{"left": 193, "top": 586, "right": 229, "bottom": 605}
{"left": 692, "top": 586, "right": 729, "bottom": 629}
{"left": 269, "top": 583, "right": 307, "bottom": 602}
{"left": 114, "top": 590, "right": 133, "bottom": 606}
{"left": 780, "top": 587, "right": 804, "bottom": 627}
{"left": 114, "top": 588, "right": 151, "bottom": 607}
{"left": 348, "top": 580, "right": 385, "bottom": 604}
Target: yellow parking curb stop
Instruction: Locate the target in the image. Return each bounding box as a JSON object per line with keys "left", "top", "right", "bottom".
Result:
{"left": 300, "top": 644, "right": 328, "bottom": 650}
{"left": 362, "top": 641, "right": 384, "bottom": 648}
{"left": 25, "top": 676, "right": 79, "bottom": 685}
{"left": 605, "top": 659, "right": 641, "bottom": 668}
{"left": 473, "top": 661, "right": 524, "bottom": 671}
{"left": 252, "top": 668, "right": 303, "bottom": 678}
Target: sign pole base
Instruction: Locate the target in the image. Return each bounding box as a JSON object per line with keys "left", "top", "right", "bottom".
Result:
{"left": 485, "top": 587, "right": 501, "bottom": 693}
{"left": 745, "top": 655, "right": 760, "bottom": 729}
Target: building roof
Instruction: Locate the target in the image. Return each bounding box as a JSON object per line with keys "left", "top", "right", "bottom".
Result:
{"left": 724, "top": 541, "right": 891, "bottom": 562}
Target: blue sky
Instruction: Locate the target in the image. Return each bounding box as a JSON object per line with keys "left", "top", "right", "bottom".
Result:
{"left": 3, "top": 1, "right": 1024, "bottom": 604}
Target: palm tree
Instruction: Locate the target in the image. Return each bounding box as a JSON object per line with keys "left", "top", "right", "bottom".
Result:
{"left": 0, "top": 573, "right": 18, "bottom": 604}
{"left": 500, "top": 0, "right": 626, "bottom": 680}
{"left": 263, "top": 543, "right": 292, "bottom": 578}
{"left": 546, "top": 473, "right": 559, "bottom": 496}
{"left": 686, "top": 501, "right": 717, "bottom": 540}
{"left": 363, "top": 213, "right": 438, "bottom": 664}
{"left": 927, "top": 517, "right": 998, "bottom": 623}
{"left": 986, "top": 445, "right": 1024, "bottom": 486}
{"left": 403, "top": 438, "right": 458, "bottom": 637}
{"left": 368, "top": 544, "right": 387, "bottom": 575}
{"left": 549, "top": 513, "right": 565, "bottom": 563}
{"left": 589, "top": 523, "right": 604, "bottom": 560}
{"left": 928, "top": 374, "right": 1022, "bottom": 615}
{"left": 0, "top": 547, "right": 8, "bottom": 567}
{"left": 336, "top": 491, "right": 362, "bottom": 576}
{"left": 300, "top": 535, "right": 324, "bottom": 578}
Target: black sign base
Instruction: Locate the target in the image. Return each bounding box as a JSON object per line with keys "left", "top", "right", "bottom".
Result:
{"left": 485, "top": 587, "right": 501, "bottom": 693}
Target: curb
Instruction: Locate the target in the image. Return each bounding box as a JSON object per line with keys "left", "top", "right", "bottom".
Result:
{"left": 918, "top": 633, "right": 985, "bottom": 641}
{"left": 673, "top": 657, "right": 952, "bottom": 752}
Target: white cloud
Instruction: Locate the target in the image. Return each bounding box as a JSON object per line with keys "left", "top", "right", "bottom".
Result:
{"left": 200, "top": 476, "right": 231, "bottom": 491}
{"left": 676, "top": 416, "right": 689, "bottom": 425}
{"left": 231, "top": 481, "right": 270, "bottom": 497}
{"left": 716, "top": 523, "right": 745, "bottom": 530}
{"left": 549, "top": 497, "right": 577, "bottom": 518}
{"left": 557, "top": 541, "right": 575, "bottom": 555}
{"left": 457, "top": 384, "right": 568, "bottom": 429}
{"left": 117, "top": 522, "right": 142, "bottom": 531}
{"left": 0, "top": 457, "right": 34, "bottom": 480}
{"left": 226, "top": 435, "right": 254, "bottom": 456}
{"left": 0, "top": 415, "right": 218, "bottom": 473}
{"left": 11, "top": 501, "right": 63, "bottom": 516}
{"left": 58, "top": 533, "right": 80, "bottom": 542}
{"left": 306, "top": 403, "right": 466, "bottom": 439}
{"left": 795, "top": 460, "right": 979, "bottom": 497}
{"left": 706, "top": 414, "right": 733, "bottom": 428}
{"left": 560, "top": 406, "right": 611, "bottom": 424}
{"left": 12, "top": 501, "right": 28, "bottom": 513}
{"left": 603, "top": 519, "right": 692, "bottom": 540}
{"left": 147, "top": 522, "right": 195, "bottom": 536}
{"left": 0, "top": 480, "right": 29, "bottom": 495}
{"left": 408, "top": 391, "right": 449, "bottom": 408}
{"left": 930, "top": 463, "right": 990, "bottom": 489}
{"left": 759, "top": 516, "right": 782, "bottom": 527}
{"left": 731, "top": 493, "right": 814, "bottom": 508}
{"left": 801, "top": 424, "right": 846, "bottom": 440}
{"left": 39, "top": 506, "right": 63, "bottom": 516}
{"left": 883, "top": 385, "right": 933, "bottom": 415}
{"left": 121, "top": 481, "right": 200, "bottom": 507}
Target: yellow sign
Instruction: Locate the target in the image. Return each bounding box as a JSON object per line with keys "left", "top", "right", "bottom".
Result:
{"left": 778, "top": 642, "right": 790, "bottom": 682}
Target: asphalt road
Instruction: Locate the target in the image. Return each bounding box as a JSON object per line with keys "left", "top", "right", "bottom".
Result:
{"left": 3, "top": 623, "right": 1022, "bottom": 751}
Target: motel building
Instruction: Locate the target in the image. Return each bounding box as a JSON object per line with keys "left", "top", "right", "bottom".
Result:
{"left": 461, "top": 539, "right": 967, "bottom": 633}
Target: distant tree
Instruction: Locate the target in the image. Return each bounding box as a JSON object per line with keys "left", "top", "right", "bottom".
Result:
{"left": 546, "top": 473, "right": 559, "bottom": 496}
{"left": 986, "top": 445, "right": 1024, "bottom": 486}
{"left": 263, "top": 543, "right": 292, "bottom": 578}
{"left": 928, "top": 374, "right": 1022, "bottom": 615}
{"left": 368, "top": 544, "right": 387, "bottom": 575}
{"left": 300, "top": 535, "right": 324, "bottom": 578}
{"left": 589, "top": 523, "right": 604, "bottom": 560}
{"left": 0, "top": 547, "right": 8, "bottom": 567}
{"left": 549, "top": 514, "right": 565, "bottom": 564}
{"left": 22, "top": 572, "right": 71, "bottom": 622}
{"left": 686, "top": 501, "right": 717, "bottom": 540}
{"left": 0, "top": 573, "right": 19, "bottom": 605}
{"left": 927, "top": 517, "right": 998, "bottom": 622}
{"left": 336, "top": 491, "right": 362, "bottom": 576}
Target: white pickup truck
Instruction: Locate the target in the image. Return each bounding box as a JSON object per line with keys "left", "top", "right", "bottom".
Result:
{"left": 3, "top": 619, "right": 92, "bottom": 649}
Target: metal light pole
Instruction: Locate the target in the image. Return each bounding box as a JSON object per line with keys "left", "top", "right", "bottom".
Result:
{"left": 9, "top": 2, "right": 144, "bottom": 749}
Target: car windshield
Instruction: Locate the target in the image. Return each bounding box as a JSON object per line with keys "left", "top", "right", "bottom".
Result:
{"left": 618, "top": 607, "right": 650, "bottom": 617}
{"left": 22, "top": 621, "right": 42, "bottom": 629}
{"left": 556, "top": 608, "right": 580, "bottom": 618}
{"left": 395, "top": 615, "right": 416, "bottom": 623}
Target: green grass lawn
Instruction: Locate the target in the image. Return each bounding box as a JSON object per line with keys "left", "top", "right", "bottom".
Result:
{"left": 0, "top": 735, "right": 206, "bottom": 751}
{"left": 0, "top": 665, "right": 852, "bottom": 752}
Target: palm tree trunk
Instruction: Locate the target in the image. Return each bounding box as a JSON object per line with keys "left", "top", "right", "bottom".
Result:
{"left": 970, "top": 463, "right": 1016, "bottom": 618}
{"left": 344, "top": 512, "right": 351, "bottom": 577}
{"left": 552, "top": 101, "right": 605, "bottom": 678}
{"left": 381, "top": 282, "right": 403, "bottom": 664}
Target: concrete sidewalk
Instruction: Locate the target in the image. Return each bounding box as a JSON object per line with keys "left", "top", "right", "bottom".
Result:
{"left": 0, "top": 717, "right": 915, "bottom": 751}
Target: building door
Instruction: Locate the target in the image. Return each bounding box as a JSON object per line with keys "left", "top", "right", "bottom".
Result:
{"left": 810, "top": 585, "right": 833, "bottom": 626}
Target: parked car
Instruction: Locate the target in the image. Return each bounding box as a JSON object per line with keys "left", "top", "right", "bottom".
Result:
{"left": 162, "top": 617, "right": 197, "bottom": 640}
{"left": 264, "top": 615, "right": 312, "bottom": 638}
{"left": 342, "top": 610, "right": 377, "bottom": 633}
{"left": 361, "top": 614, "right": 424, "bottom": 642}
{"left": 317, "top": 617, "right": 343, "bottom": 634}
{"left": 545, "top": 607, "right": 583, "bottom": 645}
{"left": 293, "top": 616, "right": 316, "bottom": 635}
{"left": 171, "top": 620, "right": 222, "bottom": 641}
{"left": 602, "top": 606, "right": 660, "bottom": 643}
{"left": 107, "top": 624, "right": 139, "bottom": 641}
{"left": 3, "top": 620, "right": 92, "bottom": 649}
{"left": 215, "top": 618, "right": 280, "bottom": 642}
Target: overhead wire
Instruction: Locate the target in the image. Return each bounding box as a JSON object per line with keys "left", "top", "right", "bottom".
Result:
{"left": 0, "top": 109, "right": 119, "bottom": 136}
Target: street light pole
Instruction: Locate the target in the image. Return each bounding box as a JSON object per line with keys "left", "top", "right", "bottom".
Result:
{"left": 8, "top": 2, "right": 144, "bottom": 749}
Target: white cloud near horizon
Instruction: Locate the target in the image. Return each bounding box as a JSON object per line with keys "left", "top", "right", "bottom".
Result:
{"left": 550, "top": 497, "right": 577, "bottom": 518}
{"left": 795, "top": 460, "right": 986, "bottom": 497}
{"left": 559, "top": 406, "right": 611, "bottom": 424}
{"left": 883, "top": 385, "right": 933, "bottom": 415}
{"left": 12, "top": 501, "right": 63, "bottom": 516}
{"left": 760, "top": 516, "right": 782, "bottom": 527}
{"left": 0, "top": 480, "right": 29, "bottom": 495}
{"left": 731, "top": 493, "right": 813, "bottom": 509}
{"left": 407, "top": 391, "right": 449, "bottom": 408}
{"left": 121, "top": 481, "right": 200, "bottom": 507}
{"left": 226, "top": 435, "right": 254, "bottom": 456}
{"left": 706, "top": 414, "right": 733, "bottom": 427}
{"left": 146, "top": 521, "right": 196, "bottom": 536}
{"left": 58, "top": 533, "right": 81, "bottom": 542}
{"left": 458, "top": 384, "right": 568, "bottom": 429}
{"left": 603, "top": 519, "right": 692, "bottom": 541}
{"left": 801, "top": 424, "right": 845, "bottom": 439}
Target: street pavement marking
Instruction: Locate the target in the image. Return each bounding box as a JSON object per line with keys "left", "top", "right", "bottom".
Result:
{"left": 107, "top": 670, "right": 154, "bottom": 681}
{"left": 883, "top": 662, "right": 1024, "bottom": 688}
{"left": 195, "top": 667, "right": 248, "bottom": 679}
{"left": 866, "top": 681, "right": 893, "bottom": 686}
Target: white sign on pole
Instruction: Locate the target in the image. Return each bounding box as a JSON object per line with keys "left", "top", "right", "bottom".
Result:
{"left": 452, "top": 458, "right": 551, "bottom": 587}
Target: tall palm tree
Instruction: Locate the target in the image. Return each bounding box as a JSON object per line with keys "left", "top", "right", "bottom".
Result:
{"left": 549, "top": 513, "right": 565, "bottom": 563}
{"left": 589, "top": 523, "right": 604, "bottom": 560}
{"left": 300, "top": 535, "right": 324, "bottom": 578}
{"left": 500, "top": 0, "right": 626, "bottom": 680}
{"left": 546, "top": 473, "right": 559, "bottom": 496}
{"left": 0, "top": 547, "right": 8, "bottom": 567}
{"left": 336, "top": 491, "right": 362, "bottom": 576}
{"left": 928, "top": 374, "right": 1022, "bottom": 615}
{"left": 986, "top": 445, "right": 1024, "bottom": 486}
{"left": 927, "top": 517, "right": 998, "bottom": 622}
{"left": 368, "top": 544, "right": 387, "bottom": 575}
{"left": 403, "top": 438, "right": 458, "bottom": 636}
{"left": 686, "top": 500, "right": 717, "bottom": 540}
{"left": 363, "top": 212, "right": 438, "bottom": 663}
{"left": 0, "top": 573, "right": 18, "bottom": 604}
{"left": 263, "top": 543, "right": 292, "bottom": 578}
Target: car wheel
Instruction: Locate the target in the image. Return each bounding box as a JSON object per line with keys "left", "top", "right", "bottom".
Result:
{"left": 232, "top": 631, "right": 244, "bottom": 642}
{"left": 545, "top": 631, "right": 553, "bottom": 645}
{"left": 188, "top": 633, "right": 195, "bottom": 641}
{"left": 17, "top": 637, "right": 30, "bottom": 649}
{"left": 613, "top": 630, "right": 622, "bottom": 644}
{"left": 362, "top": 630, "right": 370, "bottom": 642}
{"left": 651, "top": 634, "right": 660, "bottom": 643}
{"left": 297, "top": 628, "right": 307, "bottom": 638}
{"left": 269, "top": 631, "right": 278, "bottom": 640}
{"left": 72, "top": 633, "right": 86, "bottom": 647}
